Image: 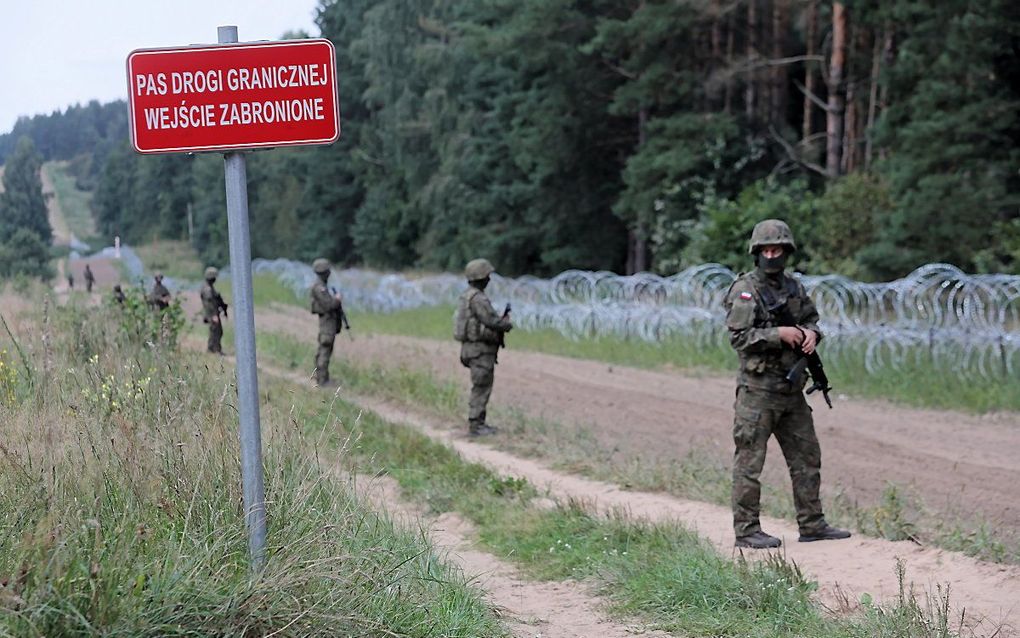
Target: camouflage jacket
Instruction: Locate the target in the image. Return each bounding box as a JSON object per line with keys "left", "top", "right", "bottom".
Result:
{"left": 149, "top": 283, "right": 171, "bottom": 310}
{"left": 455, "top": 287, "right": 511, "bottom": 357}
{"left": 310, "top": 282, "right": 343, "bottom": 336}
{"left": 200, "top": 282, "right": 227, "bottom": 319}
{"left": 723, "top": 269, "right": 823, "bottom": 393}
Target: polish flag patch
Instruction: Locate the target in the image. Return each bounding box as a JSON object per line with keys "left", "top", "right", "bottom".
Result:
{"left": 739, "top": 292, "right": 753, "bottom": 300}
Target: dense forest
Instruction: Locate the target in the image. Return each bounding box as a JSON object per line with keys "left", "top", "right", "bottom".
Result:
{"left": 2, "top": 0, "right": 1018, "bottom": 279}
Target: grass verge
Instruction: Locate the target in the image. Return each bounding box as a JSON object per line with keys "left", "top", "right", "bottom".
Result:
{"left": 42, "top": 161, "right": 98, "bottom": 247}
{"left": 0, "top": 295, "right": 505, "bottom": 637}
{"left": 133, "top": 239, "right": 204, "bottom": 281}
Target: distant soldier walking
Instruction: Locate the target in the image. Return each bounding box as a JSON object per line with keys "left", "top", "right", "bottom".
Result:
{"left": 84, "top": 264, "right": 95, "bottom": 293}
{"left": 309, "top": 258, "right": 349, "bottom": 387}
{"left": 149, "top": 273, "right": 171, "bottom": 310}
{"left": 67, "top": 272, "right": 74, "bottom": 291}
{"left": 724, "top": 219, "right": 850, "bottom": 549}
{"left": 200, "top": 267, "right": 229, "bottom": 354}
{"left": 454, "top": 259, "right": 512, "bottom": 437}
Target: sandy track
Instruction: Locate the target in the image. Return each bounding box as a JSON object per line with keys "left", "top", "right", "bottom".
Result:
{"left": 358, "top": 475, "right": 668, "bottom": 638}
{"left": 350, "top": 396, "right": 1019, "bottom": 637}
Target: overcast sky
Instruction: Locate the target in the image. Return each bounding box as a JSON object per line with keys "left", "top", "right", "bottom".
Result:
{"left": 0, "top": 0, "right": 321, "bottom": 135}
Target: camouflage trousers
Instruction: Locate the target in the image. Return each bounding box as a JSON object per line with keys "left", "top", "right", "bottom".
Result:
{"left": 731, "top": 386, "right": 825, "bottom": 537}
{"left": 315, "top": 331, "right": 337, "bottom": 385}
{"left": 461, "top": 351, "right": 495, "bottom": 430}
{"left": 207, "top": 319, "right": 223, "bottom": 353}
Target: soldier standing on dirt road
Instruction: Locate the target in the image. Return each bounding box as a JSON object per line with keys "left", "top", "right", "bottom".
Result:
{"left": 309, "top": 258, "right": 345, "bottom": 387}
{"left": 723, "top": 219, "right": 851, "bottom": 549}
{"left": 149, "top": 273, "right": 171, "bottom": 310}
{"left": 84, "top": 264, "right": 95, "bottom": 293}
{"left": 200, "top": 267, "right": 228, "bottom": 354}
{"left": 454, "top": 258, "right": 512, "bottom": 437}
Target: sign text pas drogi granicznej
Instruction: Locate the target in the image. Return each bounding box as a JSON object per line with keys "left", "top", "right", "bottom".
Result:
{"left": 126, "top": 39, "right": 340, "bottom": 154}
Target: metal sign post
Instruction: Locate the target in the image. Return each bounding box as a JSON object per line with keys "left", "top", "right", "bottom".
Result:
{"left": 125, "top": 25, "right": 341, "bottom": 572}
{"left": 218, "top": 25, "right": 266, "bottom": 571}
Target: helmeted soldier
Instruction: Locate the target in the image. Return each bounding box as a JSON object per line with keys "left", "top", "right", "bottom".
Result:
{"left": 723, "top": 219, "right": 850, "bottom": 549}
{"left": 200, "top": 267, "right": 228, "bottom": 354}
{"left": 309, "top": 258, "right": 347, "bottom": 387}
{"left": 149, "top": 272, "right": 171, "bottom": 310}
{"left": 84, "top": 264, "right": 96, "bottom": 293}
{"left": 454, "top": 258, "right": 512, "bottom": 436}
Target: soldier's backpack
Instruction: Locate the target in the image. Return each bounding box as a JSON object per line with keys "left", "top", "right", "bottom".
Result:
{"left": 453, "top": 289, "right": 478, "bottom": 342}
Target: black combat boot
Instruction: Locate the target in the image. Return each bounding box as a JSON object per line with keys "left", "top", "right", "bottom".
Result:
{"left": 735, "top": 531, "right": 782, "bottom": 549}
{"left": 468, "top": 420, "right": 498, "bottom": 437}
{"left": 798, "top": 524, "right": 851, "bottom": 542}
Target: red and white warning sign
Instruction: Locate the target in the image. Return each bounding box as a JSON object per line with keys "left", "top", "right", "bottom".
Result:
{"left": 126, "top": 39, "right": 340, "bottom": 154}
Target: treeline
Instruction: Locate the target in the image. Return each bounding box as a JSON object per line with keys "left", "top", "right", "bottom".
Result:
{"left": 0, "top": 100, "right": 127, "bottom": 192}
{"left": 0, "top": 138, "right": 52, "bottom": 278}
{"left": 4, "top": 1, "right": 1019, "bottom": 279}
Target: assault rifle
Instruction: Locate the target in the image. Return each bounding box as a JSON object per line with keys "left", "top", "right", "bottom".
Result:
{"left": 498, "top": 303, "right": 511, "bottom": 349}
{"left": 329, "top": 287, "right": 352, "bottom": 333}
{"left": 763, "top": 292, "right": 833, "bottom": 409}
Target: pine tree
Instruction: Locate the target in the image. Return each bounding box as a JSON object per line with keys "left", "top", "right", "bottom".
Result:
{"left": 0, "top": 137, "right": 53, "bottom": 278}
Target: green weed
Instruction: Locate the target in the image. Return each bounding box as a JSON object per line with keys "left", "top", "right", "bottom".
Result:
{"left": 0, "top": 294, "right": 506, "bottom": 637}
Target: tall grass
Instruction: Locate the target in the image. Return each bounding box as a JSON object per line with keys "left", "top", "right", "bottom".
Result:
{"left": 0, "top": 296, "right": 505, "bottom": 636}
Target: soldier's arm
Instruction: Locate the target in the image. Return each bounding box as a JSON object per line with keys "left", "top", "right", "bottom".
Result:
{"left": 725, "top": 282, "right": 781, "bottom": 353}
{"left": 796, "top": 282, "right": 823, "bottom": 342}
{"left": 470, "top": 294, "right": 511, "bottom": 332}
{"left": 313, "top": 285, "right": 342, "bottom": 312}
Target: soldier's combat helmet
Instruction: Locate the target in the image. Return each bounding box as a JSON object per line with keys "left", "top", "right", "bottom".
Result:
{"left": 205, "top": 267, "right": 218, "bottom": 280}
{"left": 154, "top": 271, "right": 164, "bottom": 280}
{"left": 748, "top": 219, "right": 797, "bottom": 255}
{"left": 464, "top": 258, "right": 495, "bottom": 282}
{"left": 312, "top": 258, "right": 331, "bottom": 274}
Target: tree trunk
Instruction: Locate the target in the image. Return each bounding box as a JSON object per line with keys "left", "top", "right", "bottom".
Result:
{"left": 841, "top": 24, "right": 857, "bottom": 174}
{"left": 627, "top": 108, "right": 650, "bottom": 274}
{"left": 865, "top": 27, "right": 887, "bottom": 168}
{"left": 710, "top": 0, "right": 722, "bottom": 107}
{"left": 745, "top": 0, "right": 757, "bottom": 122}
{"left": 771, "top": 0, "right": 788, "bottom": 125}
{"left": 724, "top": 8, "right": 735, "bottom": 113}
{"left": 826, "top": 2, "right": 847, "bottom": 178}
{"left": 802, "top": 0, "right": 817, "bottom": 142}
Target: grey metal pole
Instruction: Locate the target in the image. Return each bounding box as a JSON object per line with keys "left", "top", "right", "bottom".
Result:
{"left": 218, "top": 24, "right": 267, "bottom": 571}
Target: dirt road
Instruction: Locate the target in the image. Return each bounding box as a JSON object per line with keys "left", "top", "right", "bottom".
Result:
{"left": 245, "top": 304, "right": 1020, "bottom": 634}
{"left": 256, "top": 307, "right": 1020, "bottom": 533}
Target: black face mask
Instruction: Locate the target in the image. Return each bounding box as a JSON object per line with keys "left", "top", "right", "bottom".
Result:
{"left": 472, "top": 276, "right": 490, "bottom": 291}
{"left": 756, "top": 252, "right": 788, "bottom": 275}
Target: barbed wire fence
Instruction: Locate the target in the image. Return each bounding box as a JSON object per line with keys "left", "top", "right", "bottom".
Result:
{"left": 241, "top": 259, "right": 1020, "bottom": 382}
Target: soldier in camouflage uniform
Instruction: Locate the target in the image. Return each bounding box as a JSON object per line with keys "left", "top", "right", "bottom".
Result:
{"left": 309, "top": 258, "right": 345, "bottom": 387}
{"left": 149, "top": 273, "right": 171, "bottom": 311}
{"left": 84, "top": 264, "right": 95, "bottom": 293}
{"left": 454, "top": 259, "right": 512, "bottom": 437}
{"left": 724, "top": 219, "right": 851, "bottom": 549}
{"left": 200, "top": 267, "right": 228, "bottom": 354}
